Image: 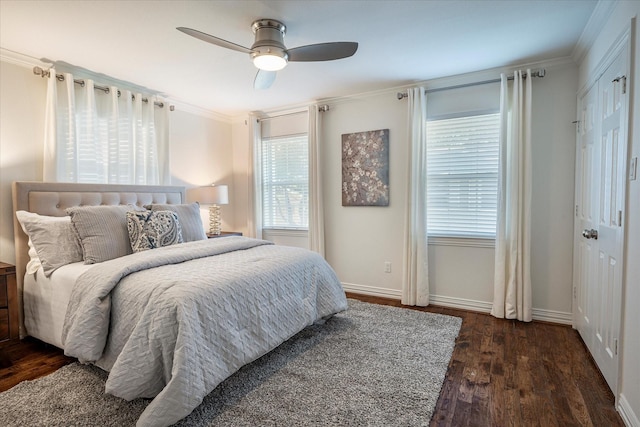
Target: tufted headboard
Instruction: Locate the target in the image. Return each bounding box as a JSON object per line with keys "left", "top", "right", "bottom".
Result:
{"left": 11, "top": 181, "right": 186, "bottom": 337}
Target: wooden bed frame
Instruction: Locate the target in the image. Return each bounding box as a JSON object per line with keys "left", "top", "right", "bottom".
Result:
{"left": 11, "top": 181, "right": 186, "bottom": 337}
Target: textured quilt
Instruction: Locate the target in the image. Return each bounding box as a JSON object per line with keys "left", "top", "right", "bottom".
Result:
{"left": 62, "top": 237, "right": 348, "bottom": 427}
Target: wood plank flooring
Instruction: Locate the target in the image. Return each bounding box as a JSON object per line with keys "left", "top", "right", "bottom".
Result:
{"left": 346, "top": 293, "right": 624, "bottom": 427}
{"left": 0, "top": 293, "right": 625, "bottom": 426}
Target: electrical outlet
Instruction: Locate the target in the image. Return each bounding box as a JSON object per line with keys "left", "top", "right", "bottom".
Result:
{"left": 384, "top": 262, "right": 391, "bottom": 273}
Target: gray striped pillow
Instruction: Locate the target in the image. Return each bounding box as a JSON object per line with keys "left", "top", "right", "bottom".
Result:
{"left": 67, "top": 205, "right": 144, "bottom": 264}
{"left": 144, "top": 203, "right": 207, "bottom": 242}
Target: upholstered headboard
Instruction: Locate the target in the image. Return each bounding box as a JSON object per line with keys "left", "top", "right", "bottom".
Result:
{"left": 11, "top": 181, "right": 186, "bottom": 337}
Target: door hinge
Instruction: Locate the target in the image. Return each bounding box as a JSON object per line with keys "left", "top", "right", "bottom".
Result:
{"left": 575, "top": 205, "right": 579, "bottom": 217}
{"left": 573, "top": 286, "right": 576, "bottom": 299}
{"left": 618, "top": 210, "right": 623, "bottom": 227}
{"left": 573, "top": 120, "right": 581, "bottom": 134}
{"left": 615, "top": 339, "right": 618, "bottom": 355}
{"left": 613, "top": 76, "right": 627, "bottom": 94}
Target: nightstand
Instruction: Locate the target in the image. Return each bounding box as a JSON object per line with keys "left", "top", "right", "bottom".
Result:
{"left": 0, "top": 262, "right": 18, "bottom": 342}
{"left": 207, "top": 231, "right": 243, "bottom": 239}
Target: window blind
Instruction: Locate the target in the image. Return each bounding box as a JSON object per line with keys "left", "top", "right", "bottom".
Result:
{"left": 261, "top": 134, "right": 309, "bottom": 229}
{"left": 426, "top": 113, "right": 500, "bottom": 238}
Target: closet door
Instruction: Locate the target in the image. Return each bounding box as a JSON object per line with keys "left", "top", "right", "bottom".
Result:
{"left": 574, "top": 45, "right": 629, "bottom": 394}
{"left": 574, "top": 81, "right": 598, "bottom": 353}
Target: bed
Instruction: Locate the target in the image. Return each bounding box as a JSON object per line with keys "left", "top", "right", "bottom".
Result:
{"left": 12, "top": 181, "right": 348, "bottom": 427}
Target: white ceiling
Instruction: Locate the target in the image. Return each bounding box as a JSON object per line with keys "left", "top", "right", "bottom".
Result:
{"left": 0, "top": 0, "right": 597, "bottom": 117}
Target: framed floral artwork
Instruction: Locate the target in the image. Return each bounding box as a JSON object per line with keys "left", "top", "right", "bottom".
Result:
{"left": 341, "top": 129, "right": 389, "bottom": 206}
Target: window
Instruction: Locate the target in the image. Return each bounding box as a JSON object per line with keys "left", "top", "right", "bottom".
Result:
{"left": 261, "top": 134, "right": 309, "bottom": 229}
{"left": 426, "top": 112, "right": 500, "bottom": 239}
{"left": 43, "top": 72, "right": 169, "bottom": 184}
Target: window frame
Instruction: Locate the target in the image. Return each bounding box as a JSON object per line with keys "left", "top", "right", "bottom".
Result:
{"left": 426, "top": 109, "right": 500, "bottom": 247}
{"left": 260, "top": 132, "right": 309, "bottom": 231}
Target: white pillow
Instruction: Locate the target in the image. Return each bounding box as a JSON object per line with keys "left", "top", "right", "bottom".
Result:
{"left": 15, "top": 211, "right": 83, "bottom": 276}
{"left": 25, "top": 238, "right": 42, "bottom": 274}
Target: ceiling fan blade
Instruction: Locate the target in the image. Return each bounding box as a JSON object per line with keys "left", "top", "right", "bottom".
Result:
{"left": 287, "top": 42, "right": 358, "bottom": 62}
{"left": 254, "top": 70, "right": 277, "bottom": 90}
{"left": 177, "top": 27, "right": 253, "bottom": 54}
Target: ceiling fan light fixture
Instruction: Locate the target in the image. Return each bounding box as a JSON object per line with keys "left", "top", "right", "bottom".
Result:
{"left": 252, "top": 49, "right": 288, "bottom": 71}
{"left": 178, "top": 17, "right": 358, "bottom": 90}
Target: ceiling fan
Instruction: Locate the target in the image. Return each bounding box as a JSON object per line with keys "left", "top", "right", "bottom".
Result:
{"left": 177, "top": 19, "right": 358, "bottom": 90}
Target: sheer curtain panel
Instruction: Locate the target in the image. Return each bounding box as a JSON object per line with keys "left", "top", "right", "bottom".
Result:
{"left": 402, "top": 87, "right": 429, "bottom": 306}
{"left": 491, "top": 70, "right": 533, "bottom": 322}
{"left": 308, "top": 105, "right": 325, "bottom": 256}
{"left": 246, "top": 113, "right": 262, "bottom": 239}
{"left": 43, "top": 69, "right": 170, "bottom": 185}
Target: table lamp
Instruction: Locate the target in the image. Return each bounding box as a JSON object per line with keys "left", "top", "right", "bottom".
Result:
{"left": 197, "top": 184, "right": 229, "bottom": 235}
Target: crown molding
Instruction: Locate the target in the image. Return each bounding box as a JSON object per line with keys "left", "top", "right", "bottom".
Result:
{"left": 1, "top": 48, "right": 231, "bottom": 122}
{"left": 169, "top": 99, "right": 233, "bottom": 123}
{"left": 316, "top": 56, "right": 576, "bottom": 108}
{"left": 571, "top": 0, "right": 617, "bottom": 65}
{"left": 0, "top": 48, "right": 50, "bottom": 69}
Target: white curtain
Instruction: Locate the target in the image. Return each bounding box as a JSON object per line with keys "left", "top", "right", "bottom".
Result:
{"left": 43, "top": 69, "right": 170, "bottom": 184}
{"left": 308, "top": 105, "right": 325, "bottom": 257}
{"left": 402, "top": 87, "right": 429, "bottom": 306}
{"left": 246, "top": 113, "right": 262, "bottom": 239}
{"left": 491, "top": 70, "right": 533, "bottom": 322}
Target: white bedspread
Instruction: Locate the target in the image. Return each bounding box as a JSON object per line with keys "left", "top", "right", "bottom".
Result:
{"left": 62, "top": 237, "right": 347, "bottom": 427}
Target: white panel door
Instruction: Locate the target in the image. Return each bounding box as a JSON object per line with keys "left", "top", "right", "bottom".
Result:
{"left": 573, "top": 46, "right": 629, "bottom": 393}
{"left": 574, "top": 81, "right": 598, "bottom": 350}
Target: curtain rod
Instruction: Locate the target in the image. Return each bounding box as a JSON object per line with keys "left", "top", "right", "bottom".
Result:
{"left": 396, "top": 69, "right": 546, "bottom": 100}
{"left": 33, "top": 66, "right": 174, "bottom": 110}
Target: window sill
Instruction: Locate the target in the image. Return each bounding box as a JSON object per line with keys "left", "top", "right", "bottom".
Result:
{"left": 262, "top": 229, "right": 309, "bottom": 238}
{"left": 428, "top": 236, "right": 495, "bottom": 248}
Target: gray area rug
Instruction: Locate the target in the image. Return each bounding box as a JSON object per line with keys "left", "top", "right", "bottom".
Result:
{"left": 0, "top": 300, "right": 461, "bottom": 426}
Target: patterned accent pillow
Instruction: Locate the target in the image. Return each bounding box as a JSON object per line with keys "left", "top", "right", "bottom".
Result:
{"left": 127, "top": 210, "right": 183, "bottom": 253}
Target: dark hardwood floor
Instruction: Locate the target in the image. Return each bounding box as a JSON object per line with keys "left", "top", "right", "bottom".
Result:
{"left": 347, "top": 293, "right": 624, "bottom": 427}
{"left": 0, "top": 293, "right": 625, "bottom": 426}
{"left": 0, "top": 337, "right": 74, "bottom": 392}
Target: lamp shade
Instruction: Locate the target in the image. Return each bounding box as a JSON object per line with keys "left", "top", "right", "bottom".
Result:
{"left": 195, "top": 184, "right": 229, "bottom": 205}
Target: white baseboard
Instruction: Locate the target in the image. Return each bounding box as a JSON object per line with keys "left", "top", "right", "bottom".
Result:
{"left": 619, "top": 394, "right": 640, "bottom": 427}
{"left": 531, "top": 307, "right": 573, "bottom": 325}
{"left": 429, "top": 294, "right": 493, "bottom": 313}
{"left": 341, "top": 282, "right": 401, "bottom": 299}
{"left": 342, "top": 283, "right": 573, "bottom": 325}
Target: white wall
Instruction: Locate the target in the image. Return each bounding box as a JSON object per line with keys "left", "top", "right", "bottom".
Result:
{"left": 578, "top": 2, "right": 640, "bottom": 425}
{"left": 0, "top": 59, "right": 234, "bottom": 264}
{"left": 322, "top": 92, "right": 409, "bottom": 298}
{"left": 320, "top": 60, "right": 578, "bottom": 322}
{"left": 170, "top": 109, "right": 235, "bottom": 232}
{"left": 0, "top": 60, "right": 47, "bottom": 264}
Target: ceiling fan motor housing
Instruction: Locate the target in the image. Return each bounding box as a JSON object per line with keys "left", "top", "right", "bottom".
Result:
{"left": 251, "top": 19, "right": 288, "bottom": 64}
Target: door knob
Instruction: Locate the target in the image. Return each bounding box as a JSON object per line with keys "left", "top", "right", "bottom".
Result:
{"left": 582, "top": 229, "right": 598, "bottom": 239}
